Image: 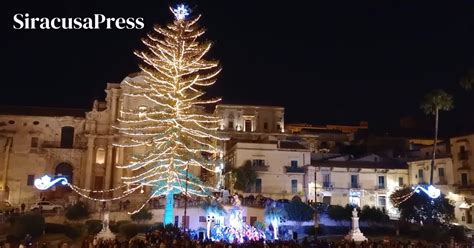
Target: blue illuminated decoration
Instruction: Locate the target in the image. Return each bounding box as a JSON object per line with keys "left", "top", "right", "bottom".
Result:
{"left": 34, "top": 175, "right": 68, "bottom": 190}
{"left": 413, "top": 184, "right": 441, "bottom": 199}
{"left": 171, "top": 4, "right": 191, "bottom": 20}
{"left": 163, "top": 191, "right": 174, "bottom": 225}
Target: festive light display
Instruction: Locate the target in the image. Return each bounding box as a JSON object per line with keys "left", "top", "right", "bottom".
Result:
{"left": 391, "top": 184, "right": 441, "bottom": 208}
{"left": 390, "top": 190, "right": 415, "bottom": 207}
{"left": 265, "top": 202, "right": 287, "bottom": 240}
{"left": 34, "top": 175, "right": 68, "bottom": 190}
{"left": 207, "top": 195, "right": 266, "bottom": 243}
{"left": 114, "top": 5, "right": 225, "bottom": 222}
{"left": 413, "top": 184, "right": 441, "bottom": 199}
{"left": 171, "top": 4, "right": 191, "bottom": 21}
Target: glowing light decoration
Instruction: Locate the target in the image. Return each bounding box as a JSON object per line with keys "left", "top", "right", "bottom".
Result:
{"left": 265, "top": 202, "right": 287, "bottom": 240}
{"left": 204, "top": 195, "right": 266, "bottom": 243}
{"left": 413, "top": 184, "right": 441, "bottom": 199}
{"left": 113, "top": 4, "right": 227, "bottom": 222}
{"left": 34, "top": 175, "right": 68, "bottom": 190}
{"left": 171, "top": 4, "right": 191, "bottom": 20}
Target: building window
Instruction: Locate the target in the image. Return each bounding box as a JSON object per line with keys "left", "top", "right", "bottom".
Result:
{"left": 349, "top": 191, "right": 361, "bottom": 206}
{"left": 323, "top": 174, "right": 331, "bottom": 188}
{"left": 322, "top": 196, "right": 331, "bottom": 205}
{"left": 291, "top": 179, "right": 298, "bottom": 194}
{"left": 199, "top": 216, "right": 206, "bottom": 222}
{"left": 291, "top": 160, "right": 298, "bottom": 168}
{"left": 174, "top": 216, "right": 179, "bottom": 227}
{"left": 378, "top": 176, "right": 385, "bottom": 189}
{"left": 263, "top": 122, "right": 268, "bottom": 130}
{"left": 252, "top": 159, "right": 265, "bottom": 167}
{"left": 31, "top": 137, "right": 39, "bottom": 148}
{"left": 242, "top": 216, "right": 247, "bottom": 223}
{"left": 94, "top": 176, "right": 104, "bottom": 190}
{"left": 276, "top": 124, "right": 281, "bottom": 131}
{"left": 228, "top": 121, "right": 234, "bottom": 130}
{"left": 418, "top": 169, "right": 424, "bottom": 182}
{"left": 96, "top": 148, "right": 106, "bottom": 164}
{"left": 438, "top": 168, "right": 445, "bottom": 177}
{"left": 33, "top": 121, "right": 39, "bottom": 125}
{"left": 398, "top": 177, "right": 404, "bottom": 186}
{"left": 27, "top": 175, "right": 35, "bottom": 186}
{"left": 255, "top": 178, "right": 262, "bottom": 193}
{"left": 378, "top": 196, "right": 386, "bottom": 208}
{"left": 350, "top": 175, "right": 358, "bottom": 188}
{"left": 461, "top": 173, "right": 469, "bottom": 186}
{"left": 250, "top": 216, "right": 257, "bottom": 226}
{"left": 60, "top": 126, "right": 74, "bottom": 148}
{"left": 245, "top": 120, "right": 252, "bottom": 132}
{"left": 138, "top": 106, "right": 147, "bottom": 118}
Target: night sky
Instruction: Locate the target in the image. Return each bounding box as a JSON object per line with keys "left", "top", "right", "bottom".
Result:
{"left": 4, "top": 0, "right": 474, "bottom": 134}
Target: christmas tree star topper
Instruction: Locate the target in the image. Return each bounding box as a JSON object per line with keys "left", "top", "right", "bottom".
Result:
{"left": 171, "top": 4, "right": 191, "bottom": 20}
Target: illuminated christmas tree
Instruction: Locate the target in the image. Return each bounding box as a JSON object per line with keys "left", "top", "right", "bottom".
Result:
{"left": 115, "top": 4, "right": 224, "bottom": 225}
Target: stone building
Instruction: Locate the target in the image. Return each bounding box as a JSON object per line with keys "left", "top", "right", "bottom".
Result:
{"left": 449, "top": 133, "right": 474, "bottom": 227}
{"left": 0, "top": 106, "right": 87, "bottom": 205}
{"left": 224, "top": 140, "right": 315, "bottom": 202}
{"left": 312, "top": 154, "right": 408, "bottom": 219}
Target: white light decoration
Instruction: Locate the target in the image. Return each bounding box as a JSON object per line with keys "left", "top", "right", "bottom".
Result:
{"left": 413, "top": 184, "right": 441, "bottom": 199}
{"left": 171, "top": 4, "right": 190, "bottom": 21}
{"left": 34, "top": 175, "right": 68, "bottom": 190}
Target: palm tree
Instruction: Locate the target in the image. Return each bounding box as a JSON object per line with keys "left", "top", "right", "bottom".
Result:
{"left": 420, "top": 89, "right": 454, "bottom": 185}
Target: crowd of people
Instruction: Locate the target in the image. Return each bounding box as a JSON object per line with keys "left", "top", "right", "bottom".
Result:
{"left": 3, "top": 234, "right": 472, "bottom": 248}
{"left": 74, "top": 226, "right": 473, "bottom": 248}
{"left": 77, "top": 235, "right": 471, "bottom": 248}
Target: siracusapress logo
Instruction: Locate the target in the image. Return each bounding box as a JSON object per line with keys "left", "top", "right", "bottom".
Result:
{"left": 13, "top": 13, "right": 145, "bottom": 30}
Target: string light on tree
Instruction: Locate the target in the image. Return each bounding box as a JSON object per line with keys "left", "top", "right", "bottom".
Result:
{"left": 114, "top": 4, "right": 226, "bottom": 223}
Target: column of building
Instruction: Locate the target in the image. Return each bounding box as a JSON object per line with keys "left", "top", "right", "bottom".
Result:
{"left": 113, "top": 145, "right": 124, "bottom": 191}
{"left": 84, "top": 135, "right": 95, "bottom": 190}
{"left": 110, "top": 89, "right": 123, "bottom": 194}
{"left": 0, "top": 138, "right": 12, "bottom": 201}
{"left": 104, "top": 143, "right": 113, "bottom": 190}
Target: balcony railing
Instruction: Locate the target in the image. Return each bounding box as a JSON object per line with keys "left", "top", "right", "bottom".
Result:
{"left": 459, "top": 150, "right": 472, "bottom": 161}
{"left": 457, "top": 182, "right": 473, "bottom": 189}
{"left": 349, "top": 183, "right": 361, "bottom": 189}
{"left": 376, "top": 184, "right": 386, "bottom": 190}
{"left": 252, "top": 165, "right": 269, "bottom": 172}
{"left": 41, "top": 140, "right": 87, "bottom": 149}
{"left": 284, "top": 166, "right": 305, "bottom": 173}
{"left": 322, "top": 181, "right": 333, "bottom": 188}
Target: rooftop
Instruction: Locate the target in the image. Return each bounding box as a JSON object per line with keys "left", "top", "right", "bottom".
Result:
{"left": 279, "top": 141, "right": 308, "bottom": 150}
{"left": 312, "top": 153, "right": 408, "bottom": 169}
{"left": 0, "top": 106, "right": 87, "bottom": 118}
{"left": 215, "top": 104, "right": 284, "bottom": 110}
{"left": 312, "top": 160, "right": 408, "bottom": 170}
